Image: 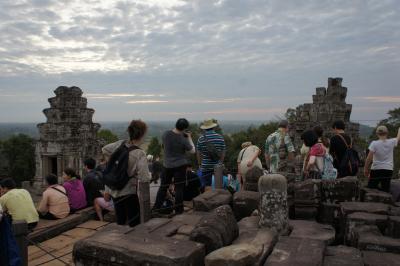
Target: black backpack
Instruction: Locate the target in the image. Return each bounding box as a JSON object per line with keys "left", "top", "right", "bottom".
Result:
{"left": 203, "top": 134, "right": 221, "bottom": 161}
{"left": 102, "top": 141, "right": 139, "bottom": 190}
{"left": 337, "top": 134, "right": 360, "bottom": 176}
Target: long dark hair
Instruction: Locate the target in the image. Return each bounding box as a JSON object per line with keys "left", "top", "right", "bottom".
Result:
{"left": 301, "top": 130, "right": 319, "bottom": 148}
{"left": 64, "top": 168, "right": 81, "bottom": 180}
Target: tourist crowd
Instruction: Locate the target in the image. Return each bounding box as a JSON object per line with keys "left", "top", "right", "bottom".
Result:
{"left": 0, "top": 118, "right": 399, "bottom": 229}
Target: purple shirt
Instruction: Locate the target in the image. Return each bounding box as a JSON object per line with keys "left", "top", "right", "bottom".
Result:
{"left": 63, "top": 178, "right": 87, "bottom": 211}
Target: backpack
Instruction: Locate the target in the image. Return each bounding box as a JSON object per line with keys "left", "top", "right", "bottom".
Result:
{"left": 336, "top": 134, "right": 360, "bottom": 177}
{"left": 203, "top": 134, "right": 221, "bottom": 161}
{"left": 102, "top": 141, "right": 139, "bottom": 190}
{"left": 320, "top": 153, "right": 337, "bottom": 180}
{"left": 0, "top": 215, "right": 22, "bottom": 266}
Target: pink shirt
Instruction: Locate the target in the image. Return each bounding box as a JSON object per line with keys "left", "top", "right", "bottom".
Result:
{"left": 63, "top": 178, "right": 87, "bottom": 211}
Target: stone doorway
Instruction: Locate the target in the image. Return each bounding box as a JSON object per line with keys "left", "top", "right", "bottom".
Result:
{"left": 43, "top": 156, "right": 58, "bottom": 177}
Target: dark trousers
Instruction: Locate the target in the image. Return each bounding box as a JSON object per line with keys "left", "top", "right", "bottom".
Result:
{"left": 113, "top": 194, "right": 140, "bottom": 227}
{"left": 368, "top": 169, "right": 393, "bottom": 192}
{"left": 154, "top": 166, "right": 186, "bottom": 214}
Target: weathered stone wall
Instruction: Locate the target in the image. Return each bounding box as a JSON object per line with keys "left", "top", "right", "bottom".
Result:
{"left": 290, "top": 77, "right": 360, "bottom": 150}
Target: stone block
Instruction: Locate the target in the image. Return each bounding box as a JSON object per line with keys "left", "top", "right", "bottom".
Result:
{"left": 289, "top": 220, "right": 335, "bottom": 245}
{"left": 361, "top": 187, "right": 393, "bottom": 204}
{"left": 295, "top": 206, "right": 318, "bottom": 220}
{"left": 323, "top": 246, "right": 362, "bottom": 266}
{"left": 317, "top": 203, "right": 340, "bottom": 225}
{"left": 234, "top": 227, "right": 278, "bottom": 265}
{"left": 345, "top": 212, "right": 388, "bottom": 244}
{"left": 232, "top": 191, "right": 259, "bottom": 220}
{"left": 363, "top": 251, "right": 400, "bottom": 266}
{"left": 190, "top": 205, "right": 238, "bottom": 254}
{"left": 294, "top": 179, "right": 322, "bottom": 205}
{"left": 340, "top": 202, "right": 389, "bottom": 216}
{"left": 205, "top": 244, "right": 263, "bottom": 266}
{"left": 264, "top": 237, "right": 325, "bottom": 266}
{"left": 358, "top": 233, "right": 400, "bottom": 254}
{"left": 193, "top": 189, "right": 232, "bottom": 212}
{"left": 389, "top": 206, "right": 400, "bottom": 216}
{"left": 244, "top": 166, "right": 264, "bottom": 191}
{"left": 237, "top": 216, "right": 259, "bottom": 231}
{"left": 386, "top": 216, "right": 400, "bottom": 238}
{"left": 73, "top": 223, "right": 205, "bottom": 266}
{"left": 347, "top": 225, "right": 381, "bottom": 247}
{"left": 321, "top": 176, "right": 359, "bottom": 204}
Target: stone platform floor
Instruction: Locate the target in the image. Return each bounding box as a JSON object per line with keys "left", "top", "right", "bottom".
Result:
{"left": 28, "top": 220, "right": 110, "bottom": 266}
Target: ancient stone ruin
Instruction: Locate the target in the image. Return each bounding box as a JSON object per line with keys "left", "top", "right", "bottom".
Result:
{"left": 290, "top": 77, "right": 360, "bottom": 149}
{"left": 33, "top": 86, "right": 102, "bottom": 186}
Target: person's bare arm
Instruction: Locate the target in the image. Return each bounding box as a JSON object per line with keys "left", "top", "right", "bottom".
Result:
{"left": 397, "top": 127, "right": 400, "bottom": 143}
{"left": 265, "top": 153, "right": 270, "bottom": 170}
{"left": 364, "top": 150, "right": 374, "bottom": 178}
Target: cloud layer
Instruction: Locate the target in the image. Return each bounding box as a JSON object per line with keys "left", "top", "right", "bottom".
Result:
{"left": 0, "top": 0, "right": 399, "bottom": 123}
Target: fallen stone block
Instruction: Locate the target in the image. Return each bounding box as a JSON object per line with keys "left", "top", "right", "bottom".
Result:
{"left": 321, "top": 176, "right": 359, "bottom": 204}
{"left": 73, "top": 223, "right": 205, "bottom": 266}
{"left": 265, "top": 237, "right": 325, "bottom": 266}
{"left": 387, "top": 216, "right": 400, "bottom": 238}
{"left": 363, "top": 251, "right": 400, "bottom": 266}
{"left": 389, "top": 206, "right": 400, "bottom": 216}
{"left": 232, "top": 190, "right": 259, "bottom": 220}
{"left": 358, "top": 233, "right": 400, "bottom": 254}
{"left": 361, "top": 187, "right": 393, "bottom": 204}
{"left": 345, "top": 212, "right": 388, "bottom": 243}
{"left": 323, "top": 245, "right": 363, "bottom": 266}
{"left": 295, "top": 206, "right": 318, "bottom": 220}
{"left": 345, "top": 212, "right": 388, "bottom": 244}
{"left": 244, "top": 167, "right": 264, "bottom": 192}
{"left": 294, "top": 179, "right": 322, "bottom": 205}
{"left": 340, "top": 202, "right": 389, "bottom": 216}
{"left": 205, "top": 244, "right": 263, "bottom": 266}
{"left": 347, "top": 225, "right": 382, "bottom": 247}
{"left": 193, "top": 189, "right": 232, "bottom": 212}
{"left": 237, "top": 216, "right": 259, "bottom": 230}
{"left": 190, "top": 205, "right": 238, "bottom": 254}
{"left": 391, "top": 179, "right": 400, "bottom": 202}
{"left": 234, "top": 227, "right": 278, "bottom": 265}
{"left": 289, "top": 220, "right": 335, "bottom": 245}
{"left": 317, "top": 203, "right": 340, "bottom": 225}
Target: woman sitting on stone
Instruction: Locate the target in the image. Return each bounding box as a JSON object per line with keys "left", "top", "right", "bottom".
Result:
{"left": 38, "top": 174, "right": 70, "bottom": 219}
{"left": 302, "top": 130, "right": 326, "bottom": 179}
{"left": 62, "top": 168, "right": 87, "bottom": 213}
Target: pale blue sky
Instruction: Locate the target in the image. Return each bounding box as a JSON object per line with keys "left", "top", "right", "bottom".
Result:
{"left": 0, "top": 0, "right": 399, "bottom": 124}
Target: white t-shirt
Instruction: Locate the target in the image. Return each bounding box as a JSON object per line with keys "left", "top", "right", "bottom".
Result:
{"left": 369, "top": 138, "right": 398, "bottom": 170}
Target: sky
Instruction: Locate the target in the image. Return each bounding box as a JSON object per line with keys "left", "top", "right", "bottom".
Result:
{"left": 0, "top": 0, "right": 399, "bottom": 125}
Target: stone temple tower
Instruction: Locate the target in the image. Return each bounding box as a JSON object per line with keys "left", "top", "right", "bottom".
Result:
{"left": 290, "top": 78, "right": 360, "bottom": 149}
{"left": 34, "top": 86, "right": 102, "bottom": 185}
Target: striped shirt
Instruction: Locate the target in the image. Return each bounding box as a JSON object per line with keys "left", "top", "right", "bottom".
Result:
{"left": 197, "top": 130, "right": 226, "bottom": 172}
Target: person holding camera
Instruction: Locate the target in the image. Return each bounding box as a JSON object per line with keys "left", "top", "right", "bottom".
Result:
{"left": 153, "top": 118, "right": 195, "bottom": 215}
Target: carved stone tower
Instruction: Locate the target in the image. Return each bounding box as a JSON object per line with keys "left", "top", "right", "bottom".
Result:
{"left": 34, "top": 86, "right": 102, "bottom": 185}
{"left": 290, "top": 78, "right": 360, "bottom": 149}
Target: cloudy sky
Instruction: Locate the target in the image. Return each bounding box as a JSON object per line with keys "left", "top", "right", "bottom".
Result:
{"left": 0, "top": 0, "right": 399, "bottom": 125}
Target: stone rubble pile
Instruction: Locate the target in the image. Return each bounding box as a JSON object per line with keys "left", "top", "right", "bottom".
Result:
{"left": 73, "top": 174, "right": 400, "bottom": 266}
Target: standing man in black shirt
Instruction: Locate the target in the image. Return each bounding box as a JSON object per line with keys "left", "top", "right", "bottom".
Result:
{"left": 329, "top": 120, "right": 352, "bottom": 178}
